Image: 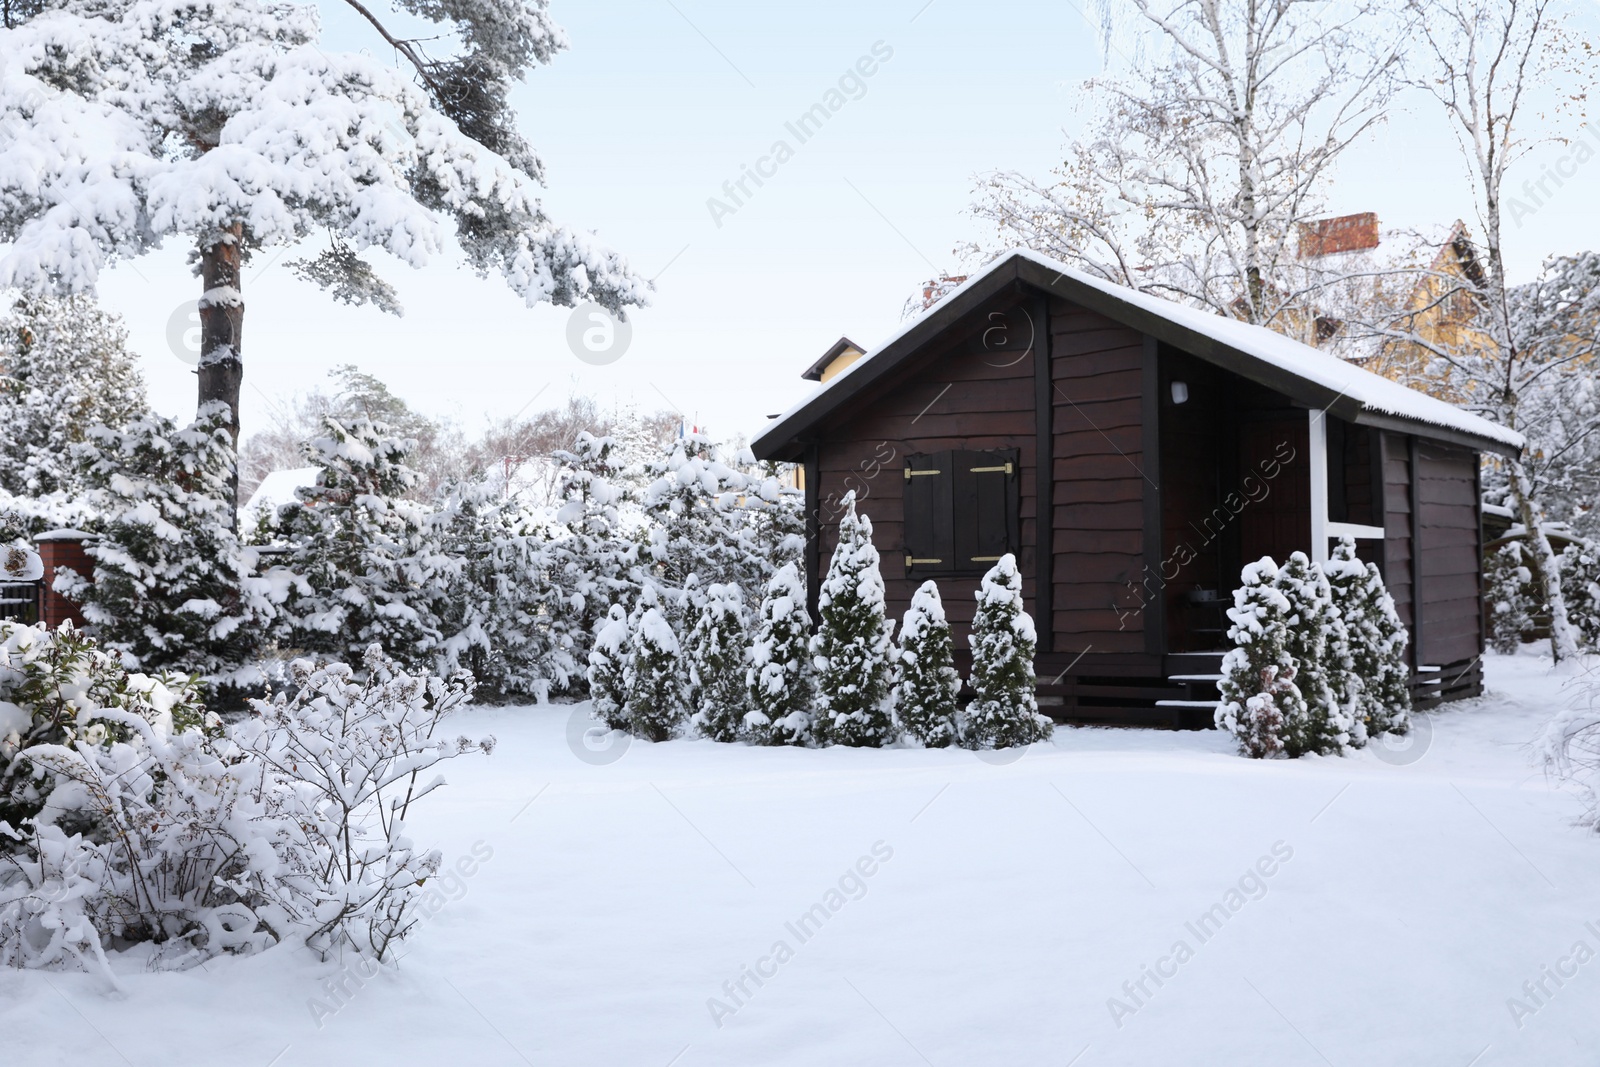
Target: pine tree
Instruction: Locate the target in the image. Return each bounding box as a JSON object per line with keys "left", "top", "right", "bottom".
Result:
{"left": 686, "top": 583, "right": 751, "bottom": 743}
{"left": 961, "top": 554, "right": 1052, "bottom": 750}
{"left": 58, "top": 402, "right": 276, "bottom": 686}
{"left": 623, "top": 585, "right": 687, "bottom": 741}
{"left": 1274, "top": 551, "right": 1355, "bottom": 755}
{"left": 746, "top": 563, "right": 813, "bottom": 746}
{"left": 894, "top": 581, "right": 961, "bottom": 748}
{"left": 0, "top": 292, "right": 148, "bottom": 496}
{"left": 1216, "top": 557, "right": 1305, "bottom": 759}
{"left": 272, "top": 415, "right": 455, "bottom": 670}
{"left": 810, "top": 493, "right": 896, "bottom": 747}
{"left": 587, "top": 604, "right": 630, "bottom": 732}
{"left": 1323, "top": 538, "right": 1411, "bottom": 739}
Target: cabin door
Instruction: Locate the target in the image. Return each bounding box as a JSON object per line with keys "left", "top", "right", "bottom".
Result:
{"left": 1235, "top": 414, "right": 1311, "bottom": 569}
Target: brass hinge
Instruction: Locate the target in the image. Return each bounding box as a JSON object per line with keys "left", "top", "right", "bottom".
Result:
{"left": 969, "top": 462, "right": 1014, "bottom": 474}
{"left": 970, "top": 555, "right": 1003, "bottom": 562}
{"left": 906, "top": 556, "right": 944, "bottom": 566}
{"left": 904, "top": 468, "right": 942, "bottom": 480}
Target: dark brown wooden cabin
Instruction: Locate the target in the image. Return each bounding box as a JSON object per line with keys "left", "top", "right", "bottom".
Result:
{"left": 751, "top": 250, "right": 1523, "bottom": 726}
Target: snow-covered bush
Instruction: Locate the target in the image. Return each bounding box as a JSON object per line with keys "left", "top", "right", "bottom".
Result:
{"left": 622, "top": 586, "right": 686, "bottom": 741}
{"left": 0, "top": 628, "right": 488, "bottom": 976}
{"left": 0, "top": 292, "right": 148, "bottom": 497}
{"left": 1323, "top": 538, "right": 1411, "bottom": 738}
{"left": 686, "top": 583, "right": 750, "bottom": 743}
{"left": 1486, "top": 540, "right": 1536, "bottom": 653}
{"left": 57, "top": 402, "right": 279, "bottom": 686}
{"left": 746, "top": 563, "right": 813, "bottom": 746}
{"left": 1312, "top": 545, "right": 1366, "bottom": 749}
{"left": 961, "top": 554, "right": 1052, "bottom": 750}
{"left": 587, "top": 605, "right": 631, "bottom": 732}
{"left": 1559, "top": 540, "right": 1600, "bottom": 650}
{"left": 1276, "top": 551, "right": 1357, "bottom": 754}
{"left": 1217, "top": 558, "right": 1305, "bottom": 759}
{"left": 237, "top": 647, "right": 490, "bottom": 960}
{"left": 810, "top": 494, "right": 896, "bottom": 747}
{"left": 273, "top": 416, "right": 456, "bottom": 671}
{"left": 436, "top": 485, "right": 576, "bottom": 702}
{"left": 549, "top": 433, "right": 640, "bottom": 675}
{"left": 642, "top": 434, "right": 749, "bottom": 600}
{"left": 0, "top": 622, "right": 260, "bottom": 976}
{"left": 895, "top": 581, "right": 960, "bottom": 748}
{"left": 1541, "top": 665, "right": 1600, "bottom": 832}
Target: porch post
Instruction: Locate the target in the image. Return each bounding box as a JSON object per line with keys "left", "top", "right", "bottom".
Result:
{"left": 1308, "top": 409, "right": 1329, "bottom": 563}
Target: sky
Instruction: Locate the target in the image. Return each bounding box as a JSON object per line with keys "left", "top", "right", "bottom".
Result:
{"left": 89, "top": 0, "right": 1600, "bottom": 450}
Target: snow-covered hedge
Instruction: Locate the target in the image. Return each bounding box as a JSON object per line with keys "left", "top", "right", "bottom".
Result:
{"left": 0, "top": 624, "right": 489, "bottom": 978}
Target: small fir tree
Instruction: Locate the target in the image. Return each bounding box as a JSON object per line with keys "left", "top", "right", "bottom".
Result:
{"left": 1314, "top": 544, "right": 1367, "bottom": 749}
{"left": 1216, "top": 557, "right": 1305, "bottom": 759}
{"left": 1365, "top": 558, "right": 1413, "bottom": 736}
{"left": 0, "top": 292, "right": 148, "bottom": 496}
{"left": 587, "top": 604, "right": 631, "bottom": 732}
{"left": 962, "top": 554, "right": 1053, "bottom": 750}
{"left": 623, "top": 585, "right": 686, "bottom": 741}
{"left": 1323, "top": 538, "right": 1411, "bottom": 738}
{"left": 686, "top": 583, "right": 751, "bottom": 743}
{"left": 810, "top": 493, "right": 896, "bottom": 747}
{"left": 273, "top": 415, "right": 456, "bottom": 671}
{"left": 746, "top": 563, "right": 813, "bottom": 745}
{"left": 59, "top": 402, "right": 275, "bottom": 684}
{"left": 1485, "top": 540, "right": 1535, "bottom": 654}
{"left": 1275, "top": 551, "right": 1356, "bottom": 755}
{"left": 435, "top": 484, "right": 576, "bottom": 702}
{"left": 1559, "top": 540, "right": 1600, "bottom": 651}
{"left": 550, "top": 432, "right": 641, "bottom": 671}
{"left": 895, "top": 580, "right": 961, "bottom": 748}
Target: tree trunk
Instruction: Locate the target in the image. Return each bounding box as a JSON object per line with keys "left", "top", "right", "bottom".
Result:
{"left": 1507, "top": 457, "right": 1579, "bottom": 662}
{"left": 198, "top": 224, "right": 244, "bottom": 518}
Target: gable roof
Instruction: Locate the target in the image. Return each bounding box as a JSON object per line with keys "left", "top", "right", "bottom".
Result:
{"left": 800, "top": 336, "right": 865, "bottom": 382}
{"left": 751, "top": 248, "right": 1524, "bottom": 460}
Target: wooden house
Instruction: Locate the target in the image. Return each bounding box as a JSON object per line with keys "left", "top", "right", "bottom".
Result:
{"left": 751, "top": 250, "right": 1524, "bottom": 726}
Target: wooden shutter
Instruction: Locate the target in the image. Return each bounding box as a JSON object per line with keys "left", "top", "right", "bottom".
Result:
{"left": 954, "top": 448, "right": 1020, "bottom": 571}
{"left": 902, "top": 451, "right": 954, "bottom": 575}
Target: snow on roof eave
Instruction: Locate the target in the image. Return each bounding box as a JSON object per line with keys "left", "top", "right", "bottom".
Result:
{"left": 752, "top": 249, "right": 1524, "bottom": 458}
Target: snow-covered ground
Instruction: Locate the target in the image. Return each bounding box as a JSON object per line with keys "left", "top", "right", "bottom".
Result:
{"left": 7, "top": 652, "right": 1599, "bottom": 1066}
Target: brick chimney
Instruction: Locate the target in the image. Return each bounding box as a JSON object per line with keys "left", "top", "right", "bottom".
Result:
{"left": 1297, "top": 213, "right": 1380, "bottom": 258}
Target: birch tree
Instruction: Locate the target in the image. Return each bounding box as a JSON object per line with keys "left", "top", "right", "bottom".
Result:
{"left": 970, "top": 0, "right": 1400, "bottom": 334}
{"left": 1396, "top": 0, "right": 1589, "bottom": 660}
{"left": 0, "top": 0, "right": 647, "bottom": 508}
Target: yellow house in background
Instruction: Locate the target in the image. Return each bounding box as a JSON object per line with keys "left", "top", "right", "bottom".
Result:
{"left": 1364, "top": 221, "right": 1493, "bottom": 400}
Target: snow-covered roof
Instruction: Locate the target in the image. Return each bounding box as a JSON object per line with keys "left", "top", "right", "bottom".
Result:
{"left": 752, "top": 249, "right": 1524, "bottom": 459}
{"left": 243, "top": 467, "right": 321, "bottom": 516}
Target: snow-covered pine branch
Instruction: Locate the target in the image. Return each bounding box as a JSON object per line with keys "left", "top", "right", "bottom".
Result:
{"left": 0, "top": 0, "right": 648, "bottom": 506}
